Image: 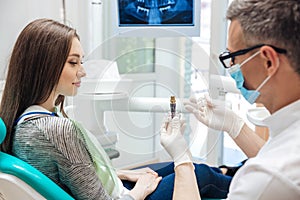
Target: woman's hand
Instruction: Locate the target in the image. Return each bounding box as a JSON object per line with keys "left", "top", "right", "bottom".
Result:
{"left": 128, "top": 172, "right": 162, "bottom": 200}
{"left": 117, "top": 167, "right": 157, "bottom": 182}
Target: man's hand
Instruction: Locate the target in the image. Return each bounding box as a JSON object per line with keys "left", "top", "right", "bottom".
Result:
{"left": 160, "top": 115, "right": 193, "bottom": 168}
{"left": 184, "top": 95, "right": 244, "bottom": 138}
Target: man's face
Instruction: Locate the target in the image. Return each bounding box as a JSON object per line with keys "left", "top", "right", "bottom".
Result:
{"left": 227, "top": 20, "right": 267, "bottom": 93}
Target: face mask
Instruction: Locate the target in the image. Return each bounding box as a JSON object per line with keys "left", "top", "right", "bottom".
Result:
{"left": 227, "top": 51, "right": 271, "bottom": 104}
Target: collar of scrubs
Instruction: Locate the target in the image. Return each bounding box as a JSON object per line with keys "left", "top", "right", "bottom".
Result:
{"left": 262, "top": 99, "right": 300, "bottom": 138}
{"left": 16, "top": 105, "right": 59, "bottom": 125}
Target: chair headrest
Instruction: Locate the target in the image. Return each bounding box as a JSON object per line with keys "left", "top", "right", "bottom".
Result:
{"left": 0, "top": 118, "right": 7, "bottom": 144}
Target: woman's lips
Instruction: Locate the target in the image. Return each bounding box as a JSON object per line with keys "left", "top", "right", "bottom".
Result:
{"left": 73, "top": 81, "right": 81, "bottom": 87}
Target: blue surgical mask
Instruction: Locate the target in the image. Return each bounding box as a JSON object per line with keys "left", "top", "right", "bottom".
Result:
{"left": 227, "top": 51, "right": 271, "bottom": 104}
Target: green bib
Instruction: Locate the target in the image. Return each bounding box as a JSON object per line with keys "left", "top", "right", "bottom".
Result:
{"left": 72, "top": 120, "right": 120, "bottom": 197}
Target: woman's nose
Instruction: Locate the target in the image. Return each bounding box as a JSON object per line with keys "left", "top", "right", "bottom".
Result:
{"left": 78, "top": 65, "right": 86, "bottom": 77}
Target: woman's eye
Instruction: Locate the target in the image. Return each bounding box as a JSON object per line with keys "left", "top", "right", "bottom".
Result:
{"left": 69, "top": 61, "right": 78, "bottom": 65}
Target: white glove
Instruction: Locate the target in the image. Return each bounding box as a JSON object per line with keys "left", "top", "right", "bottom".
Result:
{"left": 184, "top": 95, "right": 244, "bottom": 139}
{"left": 160, "top": 115, "right": 193, "bottom": 168}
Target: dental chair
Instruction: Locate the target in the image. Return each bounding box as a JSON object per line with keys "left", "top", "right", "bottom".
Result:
{"left": 0, "top": 118, "right": 74, "bottom": 200}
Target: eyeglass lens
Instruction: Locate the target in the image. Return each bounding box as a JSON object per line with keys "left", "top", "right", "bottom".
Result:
{"left": 221, "top": 52, "right": 235, "bottom": 68}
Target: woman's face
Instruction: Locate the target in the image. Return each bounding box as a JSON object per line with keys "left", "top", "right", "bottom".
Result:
{"left": 56, "top": 37, "right": 86, "bottom": 96}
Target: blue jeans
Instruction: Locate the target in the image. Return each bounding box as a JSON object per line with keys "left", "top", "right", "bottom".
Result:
{"left": 122, "top": 162, "right": 232, "bottom": 200}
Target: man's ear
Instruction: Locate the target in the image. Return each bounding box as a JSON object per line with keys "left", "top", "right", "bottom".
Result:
{"left": 260, "top": 46, "right": 280, "bottom": 76}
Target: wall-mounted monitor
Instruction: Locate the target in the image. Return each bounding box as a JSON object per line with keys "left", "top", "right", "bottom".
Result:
{"left": 112, "top": 0, "right": 200, "bottom": 37}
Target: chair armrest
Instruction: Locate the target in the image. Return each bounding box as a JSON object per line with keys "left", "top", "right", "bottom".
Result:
{"left": 0, "top": 152, "right": 74, "bottom": 200}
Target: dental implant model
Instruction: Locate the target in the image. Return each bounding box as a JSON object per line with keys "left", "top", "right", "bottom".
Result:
{"left": 170, "top": 96, "right": 176, "bottom": 118}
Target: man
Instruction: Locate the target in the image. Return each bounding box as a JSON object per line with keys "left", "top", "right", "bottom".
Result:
{"left": 217, "top": 0, "right": 300, "bottom": 199}
{"left": 160, "top": 0, "right": 300, "bottom": 199}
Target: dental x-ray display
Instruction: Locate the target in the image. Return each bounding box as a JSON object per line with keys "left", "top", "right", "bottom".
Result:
{"left": 119, "top": 0, "right": 193, "bottom": 26}
{"left": 113, "top": 0, "right": 200, "bottom": 37}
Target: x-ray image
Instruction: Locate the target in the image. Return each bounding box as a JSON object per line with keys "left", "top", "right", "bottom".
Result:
{"left": 118, "top": 0, "right": 193, "bottom": 26}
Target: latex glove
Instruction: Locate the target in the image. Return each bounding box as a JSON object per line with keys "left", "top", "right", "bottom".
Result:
{"left": 160, "top": 115, "right": 193, "bottom": 168}
{"left": 184, "top": 95, "right": 244, "bottom": 139}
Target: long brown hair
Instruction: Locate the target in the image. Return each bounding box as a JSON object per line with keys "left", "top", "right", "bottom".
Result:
{"left": 0, "top": 18, "right": 79, "bottom": 153}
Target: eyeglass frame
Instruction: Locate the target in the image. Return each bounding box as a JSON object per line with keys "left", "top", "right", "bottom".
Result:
{"left": 219, "top": 44, "right": 287, "bottom": 69}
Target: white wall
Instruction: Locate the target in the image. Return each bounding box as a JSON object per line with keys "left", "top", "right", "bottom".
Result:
{"left": 65, "top": 0, "right": 103, "bottom": 56}
{"left": 0, "top": 0, "right": 63, "bottom": 79}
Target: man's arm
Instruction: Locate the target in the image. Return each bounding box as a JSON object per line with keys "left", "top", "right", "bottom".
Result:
{"left": 184, "top": 96, "right": 266, "bottom": 158}
{"left": 173, "top": 163, "right": 200, "bottom": 200}
{"left": 233, "top": 124, "right": 266, "bottom": 157}
{"left": 160, "top": 116, "right": 201, "bottom": 200}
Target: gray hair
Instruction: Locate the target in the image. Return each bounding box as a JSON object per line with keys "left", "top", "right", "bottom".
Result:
{"left": 227, "top": 0, "right": 300, "bottom": 74}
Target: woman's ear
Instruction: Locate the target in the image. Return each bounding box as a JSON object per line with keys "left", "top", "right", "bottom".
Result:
{"left": 260, "top": 46, "right": 280, "bottom": 76}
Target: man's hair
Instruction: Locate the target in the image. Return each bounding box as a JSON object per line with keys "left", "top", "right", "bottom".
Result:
{"left": 227, "top": 0, "right": 300, "bottom": 74}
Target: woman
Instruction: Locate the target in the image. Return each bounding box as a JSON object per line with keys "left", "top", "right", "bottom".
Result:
{"left": 0, "top": 18, "right": 161, "bottom": 200}
{"left": 0, "top": 18, "right": 234, "bottom": 200}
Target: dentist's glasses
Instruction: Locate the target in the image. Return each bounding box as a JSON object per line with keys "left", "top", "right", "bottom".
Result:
{"left": 219, "top": 44, "right": 287, "bottom": 69}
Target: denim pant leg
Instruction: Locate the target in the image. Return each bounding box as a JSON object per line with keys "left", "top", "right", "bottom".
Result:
{"left": 122, "top": 162, "right": 175, "bottom": 191}
{"left": 148, "top": 163, "right": 231, "bottom": 199}
{"left": 152, "top": 163, "right": 231, "bottom": 199}
{"left": 123, "top": 163, "right": 175, "bottom": 200}
{"left": 145, "top": 172, "right": 175, "bottom": 200}
{"left": 195, "top": 163, "right": 232, "bottom": 199}
{"left": 122, "top": 162, "right": 232, "bottom": 200}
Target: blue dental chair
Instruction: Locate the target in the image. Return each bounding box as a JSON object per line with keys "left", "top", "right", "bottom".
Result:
{"left": 0, "top": 118, "right": 74, "bottom": 200}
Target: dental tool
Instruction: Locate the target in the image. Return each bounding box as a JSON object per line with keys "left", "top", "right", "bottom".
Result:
{"left": 170, "top": 96, "right": 176, "bottom": 118}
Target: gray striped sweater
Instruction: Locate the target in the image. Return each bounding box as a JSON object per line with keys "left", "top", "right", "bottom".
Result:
{"left": 12, "top": 116, "right": 133, "bottom": 200}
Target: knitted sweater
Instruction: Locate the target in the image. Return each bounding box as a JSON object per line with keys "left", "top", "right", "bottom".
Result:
{"left": 12, "top": 116, "right": 133, "bottom": 200}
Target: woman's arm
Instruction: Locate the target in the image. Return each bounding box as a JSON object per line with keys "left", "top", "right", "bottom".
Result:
{"left": 127, "top": 173, "right": 162, "bottom": 200}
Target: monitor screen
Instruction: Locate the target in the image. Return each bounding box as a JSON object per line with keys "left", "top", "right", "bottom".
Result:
{"left": 113, "top": 0, "right": 200, "bottom": 37}
{"left": 119, "top": 0, "right": 193, "bottom": 26}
